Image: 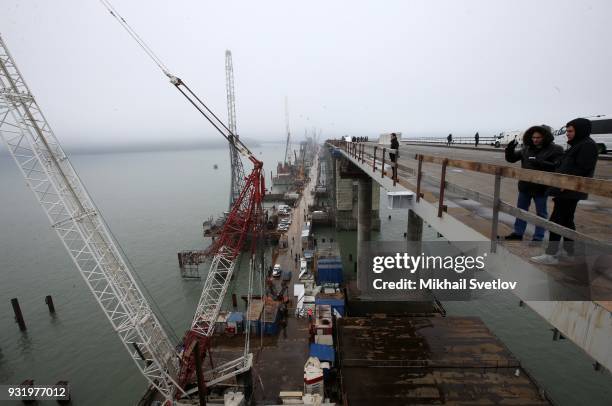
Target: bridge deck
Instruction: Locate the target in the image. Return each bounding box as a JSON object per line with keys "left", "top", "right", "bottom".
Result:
{"left": 329, "top": 140, "right": 612, "bottom": 372}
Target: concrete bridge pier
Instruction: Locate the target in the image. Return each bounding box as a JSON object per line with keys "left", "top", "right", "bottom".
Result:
{"left": 407, "top": 208, "right": 423, "bottom": 241}
{"left": 334, "top": 156, "right": 380, "bottom": 230}
{"left": 357, "top": 178, "right": 373, "bottom": 245}
{"left": 356, "top": 177, "right": 373, "bottom": 292}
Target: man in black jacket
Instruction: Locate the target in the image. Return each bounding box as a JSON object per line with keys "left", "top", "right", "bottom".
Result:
{"left": 502, "top": 125, "right": 563, "bottom": 241}
{"left": 531, "top": 118, "right": 598, "bottom": 265}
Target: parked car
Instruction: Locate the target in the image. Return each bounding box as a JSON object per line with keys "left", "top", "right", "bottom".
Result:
{"left": 272, "top": 264, "right": 281, "bottom": 278}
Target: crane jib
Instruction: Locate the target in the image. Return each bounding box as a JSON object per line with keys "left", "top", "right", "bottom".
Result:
{"left": 169, "top": 76, "right": 261, "bottom": 166}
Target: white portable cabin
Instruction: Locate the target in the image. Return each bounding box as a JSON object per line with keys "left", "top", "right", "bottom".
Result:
{"left": 387, "top": 191, "right": 414, "bottom": 209}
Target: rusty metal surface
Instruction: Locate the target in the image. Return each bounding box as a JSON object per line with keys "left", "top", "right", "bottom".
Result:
{"left": 338, "top": 316, "right": 552, "bottom": 405}
{"left": 251, "top": 317, "right": 310, "bottom": 403}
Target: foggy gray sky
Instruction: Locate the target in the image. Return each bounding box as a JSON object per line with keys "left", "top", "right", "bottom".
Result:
{"left": 1, "top": 0, "right": 611, "bottom": 148}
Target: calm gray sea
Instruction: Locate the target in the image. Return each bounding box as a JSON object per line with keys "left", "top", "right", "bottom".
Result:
{"left": 1, "top": 143, "right": 610, "bottom": 405}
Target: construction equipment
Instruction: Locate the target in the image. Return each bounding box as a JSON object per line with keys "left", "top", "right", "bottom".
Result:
{"left": 0, "top": 34, "right": 186, "bottom": 400}
{"left": 225, "top": 50, "right": 245, "bottom": 208}
{"left": 99, "top": 0, "right": 265, "bottom": 397}
{"left": 284, "top": 96, "right": 291, "bottom": 164}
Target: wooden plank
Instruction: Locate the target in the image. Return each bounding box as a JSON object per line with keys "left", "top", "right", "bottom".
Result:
{"left": 426, "top": 174, "right": 611, "bottom": 246}
{"left": 415, "top": 154, "right": 612, "bottom": 198}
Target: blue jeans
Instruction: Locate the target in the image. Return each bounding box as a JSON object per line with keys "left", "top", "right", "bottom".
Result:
{"left": 514, "top": 192, "right": 548, "bottom": 241}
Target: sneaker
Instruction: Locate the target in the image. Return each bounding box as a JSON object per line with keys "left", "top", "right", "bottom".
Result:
{"left": 530, "top": 254, "right": 559, "bottom": 265}
{"left": 502, "top": 233, "right": 523, "bottom": 241}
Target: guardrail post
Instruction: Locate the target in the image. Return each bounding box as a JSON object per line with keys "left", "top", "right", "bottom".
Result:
{"left": 438, "top": 158, "right": 448, "bottom": 217}
{"left": 381, "top": 148, "right": 386, "bottom": 178}
{"left": 490, "top": 168, "right": 502, "bottom": 252}
{"left": 372, "top": 146, "right": 377, "bottom": 171}
{"left": 416, "top": 155, "right": 423, "bottom": 202}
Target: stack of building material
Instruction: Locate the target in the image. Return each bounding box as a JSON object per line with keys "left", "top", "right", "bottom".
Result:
{"left": 215, "top": 311, "right": 230, "bottom": 334}
{"left": 315, "top": 290, "right": 345, "bottom": 316}
{"left": 262, "top": 300, "right": 281, "bottom": 335}
{"left": 304, "top": 357, "right": 325, "bottom": 397}
{"left": 314, "top": 305, "right": 333, "bottom": 336}
{"left": 246, "top": 299, "right": 264, "bottom": 335}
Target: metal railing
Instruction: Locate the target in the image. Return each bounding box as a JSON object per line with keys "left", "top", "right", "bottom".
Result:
{"left": 403, "top": 135, "right": 502, "bottom": 146}
{"left": 329, "top": 140, "right": 612, "bottom": 251}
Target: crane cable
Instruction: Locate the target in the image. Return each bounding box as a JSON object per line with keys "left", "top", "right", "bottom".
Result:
{"left": 99, "top": 0, "right": 170, "bottom": 76}
{"left": 99, "top": 0, "right": 260, "bottom": 165}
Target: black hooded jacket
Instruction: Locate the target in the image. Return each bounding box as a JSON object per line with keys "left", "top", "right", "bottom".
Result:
{"left": 549, "top": 118, "right": 598, "bottom": 200}
{"left": 505, "top": 126, "right": 564, "bottom": 196}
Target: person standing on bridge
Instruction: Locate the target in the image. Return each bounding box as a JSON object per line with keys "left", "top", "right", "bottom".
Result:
{"left": 447, "top": 133, "right": 453, "bottom": 146}
{"left": 474, "top": 132, "right": 480, "bottom": 147}
{"left": 531, "top": 118, "right": 598, "bottom": 265}
{"left": 502, "top": 125, "right": 563, "bottom": 242}
{"left": 389, "top": 132, "right": 399, "bottom": 180}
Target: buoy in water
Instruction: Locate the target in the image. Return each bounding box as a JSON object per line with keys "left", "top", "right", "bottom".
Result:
{"left": 213, "top": 164, "right": 218, "bottom": 169}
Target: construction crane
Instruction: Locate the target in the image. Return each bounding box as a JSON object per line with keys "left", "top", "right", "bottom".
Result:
{"left": 225, "top": 50, "right": 245, "bottom": 208}
{"left": 0, "top": 34, "right": 186, "bottom": 401}
{"left": 99, "top": 0, "right": 265, "bottom": 396}
{"left": 284, "top": 96, "right": 291, "bottom": 164}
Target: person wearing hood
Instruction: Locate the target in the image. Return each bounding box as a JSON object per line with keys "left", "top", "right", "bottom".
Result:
{"left": 502, "top": 125, "right": 563, "bottom": 242}
{"left": 531, "top": 118, "right": 598, "bottom": 265}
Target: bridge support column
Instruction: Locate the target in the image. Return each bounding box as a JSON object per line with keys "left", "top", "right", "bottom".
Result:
{"left": 334, "top": 156, "right": 380, "bottom": 230}
{"left": 357, "top": 178, "right": 372, "bottom": 245}
{"left": 407, "top": 209, "right": 423, "bottom": 241}
{"left": 407, "top": 208, "right": 424, "bottom": 267}
{"left": 356, "top": 178, "right": 372, "bottom": 292}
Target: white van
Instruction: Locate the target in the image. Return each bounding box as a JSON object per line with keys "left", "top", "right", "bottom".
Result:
{"left": 553, "top": 116, "right": 612, "bottom": 154}
{"left": 491, "top": 130, "right": 522, "bottom": 148}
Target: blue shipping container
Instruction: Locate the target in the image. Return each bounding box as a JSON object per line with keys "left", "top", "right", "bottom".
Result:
{"left": 316, "top": 265, "right": 343, "bottom": 285}
{"left": 318, "top": 257, "right": 342, "bottom": 265}
{"left": 249, "top": 319, "right": 260, "bottom": 335}
{"left": 262, "top": 303, "right": 281, "bottom": 335}
{"left": 309, "top": 343, "right": 335, "bottom": 366}
{"left": 263, "top": 318, "right": 280, "bottom": 335}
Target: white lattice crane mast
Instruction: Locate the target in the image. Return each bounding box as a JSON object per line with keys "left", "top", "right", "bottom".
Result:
{"left": 0, "top": 35, "right": 186, "bottom": 401}
{"left": 225, "top": 50, "right": 245, "bottom": 208}
{"left": 284, "top": 96, "right": 291, "bottom": 164}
